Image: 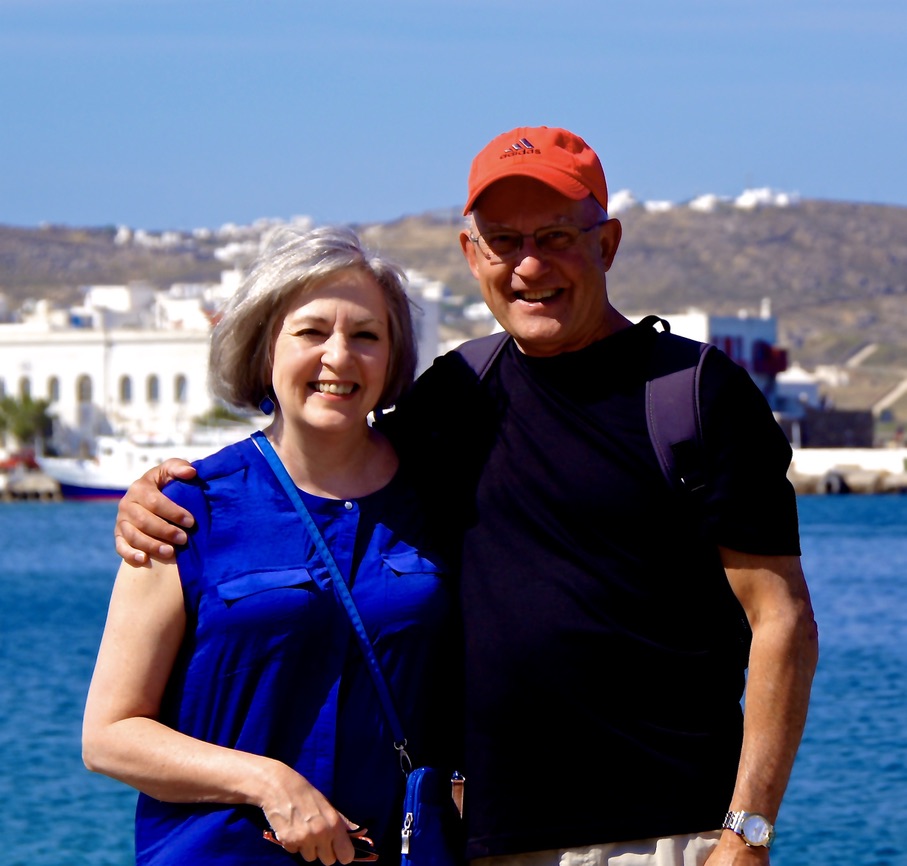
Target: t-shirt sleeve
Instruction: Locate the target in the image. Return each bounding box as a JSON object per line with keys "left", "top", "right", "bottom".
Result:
{"left": 699, "top": 349, "right": 801, "bottom": 556}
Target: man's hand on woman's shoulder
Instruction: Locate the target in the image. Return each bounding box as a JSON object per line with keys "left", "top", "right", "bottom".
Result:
{"left": 114, "top": 459, "right": 198, "bottom": 564}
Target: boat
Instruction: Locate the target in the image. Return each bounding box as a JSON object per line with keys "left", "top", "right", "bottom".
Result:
{"left": 37, "top": 427, "right": 260, "bottom": 500}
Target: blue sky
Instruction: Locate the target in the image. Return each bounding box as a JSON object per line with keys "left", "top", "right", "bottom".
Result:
{"left": 2, "top": 0, "right": 905, "bottom": 231}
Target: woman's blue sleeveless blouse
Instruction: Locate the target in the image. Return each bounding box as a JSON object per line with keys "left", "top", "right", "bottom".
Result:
{"left": 134, "top": 438, "right": 455, "bottom": 865}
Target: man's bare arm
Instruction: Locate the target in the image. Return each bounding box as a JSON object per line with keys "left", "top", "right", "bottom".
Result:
{"left": 114, "top": 459, "right": 198, "bottom": 564}
{"left": 705, "top": 550, "right": 819, "bottom": 865}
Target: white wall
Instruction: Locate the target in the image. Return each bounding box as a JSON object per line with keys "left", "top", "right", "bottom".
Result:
{"left": 0, "top": 325, "right": 213, "bottom": 454}
{"left": 1, "top": 266, "right": 445, "bottom": 454}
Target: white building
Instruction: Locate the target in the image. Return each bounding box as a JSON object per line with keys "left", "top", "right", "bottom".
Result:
{"left": 775, "top": 363, "right": 824, "bottom": 414}
{"left": 1, "top": 269, "right": 443, "bottom": 456}
{"left": 649, "top": 301, "right": 788, "bottom": 404}
{"left": 1, "top": 318, "right": 214, "bottom": 455}
{"left": 406, "top": 270, "right": 445, "bottom": 375}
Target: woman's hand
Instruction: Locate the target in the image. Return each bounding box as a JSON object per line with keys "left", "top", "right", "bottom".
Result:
{"left": 259, "top": 760, "right": 359, "bottom": 864}
{"left": 114, "top": 459, "right": 198, "bottom": 564}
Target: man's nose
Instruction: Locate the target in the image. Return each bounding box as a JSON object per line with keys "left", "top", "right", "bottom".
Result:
{"left": 513, "top": 240, "right": 551, "bottom": 277}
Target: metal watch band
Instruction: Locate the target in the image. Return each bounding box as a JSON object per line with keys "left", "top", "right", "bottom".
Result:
{"left": 722, "top": 810, "right": 744, "bottom": 833}
{"left": 722, "top": 810, "right": 775, "bottom": 849}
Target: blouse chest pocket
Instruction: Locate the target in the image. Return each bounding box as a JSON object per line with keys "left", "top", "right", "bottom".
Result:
{"left": 216, "top": 567, "right": 321, "bottom": 603}
{"left": 213, "top": 568, "right": 331, "bottom": 636}
{"left": 381, "top": 548, "right": 447, "bottom": 580}
{"left": 372, "top": 546, "right": 451, "bottom": 636}
{"left": 205, "top": 567, "right": 338, "bottom": 665}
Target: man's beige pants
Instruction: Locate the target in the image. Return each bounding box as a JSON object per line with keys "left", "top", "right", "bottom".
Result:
{"left": 472, "top": 832, "right": 722, "bottom": 866}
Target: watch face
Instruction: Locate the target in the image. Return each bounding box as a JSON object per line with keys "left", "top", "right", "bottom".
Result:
{"left": 741, "top": 813, "right": 773, "bottom": 846}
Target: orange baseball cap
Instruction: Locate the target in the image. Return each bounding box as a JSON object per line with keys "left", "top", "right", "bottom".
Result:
{"left": 463, "top": 126, "right": 609, "bottom": 215}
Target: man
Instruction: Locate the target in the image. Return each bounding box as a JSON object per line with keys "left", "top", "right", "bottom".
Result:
{"left": 115, "top": 126, "right": 818, "bottom": 866}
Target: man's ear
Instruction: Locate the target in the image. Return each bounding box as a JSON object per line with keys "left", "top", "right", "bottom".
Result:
{"left": 460, "top": 229, "right": 482, "bottom": 280}
{"left": 600, "top": 218, "right": 622, "bottom": 271}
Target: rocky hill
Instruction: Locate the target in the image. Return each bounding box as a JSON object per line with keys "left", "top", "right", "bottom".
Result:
{"left": 362, "top": 200, "right": 907, "bottom": 421}
{"left": 3, "top": 198, "right": 907, "bottom": 417}
{"left": 358, "top": 200, "right": 907, "bottom": 363}
{"left": 0, "top": 224, "right": 225, "bottom": 305}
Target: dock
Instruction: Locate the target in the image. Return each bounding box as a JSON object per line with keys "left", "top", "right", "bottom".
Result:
{"left": 788, "top": 447, "right": 907, "bottom": 494}
{"left": 0, "top": 469, "right": 63, "bottom": 501}
{"left": 3, "top": 448, "right": 907, "bottom": 501}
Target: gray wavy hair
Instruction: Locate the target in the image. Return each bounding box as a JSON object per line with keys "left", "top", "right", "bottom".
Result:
{"left": 208, "top": 225, "right": 418, "bottom": 413}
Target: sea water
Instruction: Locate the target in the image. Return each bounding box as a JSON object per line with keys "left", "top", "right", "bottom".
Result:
{"left": 1, "top": 497, "right": 905, "bottom": 865}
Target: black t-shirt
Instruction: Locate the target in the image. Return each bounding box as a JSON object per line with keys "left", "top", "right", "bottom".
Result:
{"left": 382, "top": 321, "right": 800, "bottom": 857}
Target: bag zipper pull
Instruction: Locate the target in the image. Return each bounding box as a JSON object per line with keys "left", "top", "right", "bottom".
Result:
{"left": 401, "top": 811, "right": 413, "bottom": 854}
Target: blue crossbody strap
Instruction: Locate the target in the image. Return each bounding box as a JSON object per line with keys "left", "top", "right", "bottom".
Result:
{"left": 251, "top": 431, "right": 412, "bottom": 771}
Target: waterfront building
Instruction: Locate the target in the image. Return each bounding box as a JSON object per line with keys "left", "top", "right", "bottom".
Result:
{"left": 0, "top": 270, "right": 442, "bottom": 457}
{"left": 647, "top": 305, "right": 877, "bottom": 448}
{"left": 650, "top": 301, "right": 788, "bottom": 406}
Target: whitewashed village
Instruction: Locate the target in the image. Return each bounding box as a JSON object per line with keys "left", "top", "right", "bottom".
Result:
{"left": 2, "top": 204, "right": 907, "bottom": 499}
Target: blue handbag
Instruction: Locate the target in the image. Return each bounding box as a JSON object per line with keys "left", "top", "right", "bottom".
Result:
{"left": 401, "top": 767, "right": 464, "bottom": 866}
{"left": 253, "top": 432, "right": 465, "bottom": 866}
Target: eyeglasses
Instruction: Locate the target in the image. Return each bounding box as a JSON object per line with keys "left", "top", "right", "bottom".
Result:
{"left": 468, "top": 220, "right": 608, "bottom": 264}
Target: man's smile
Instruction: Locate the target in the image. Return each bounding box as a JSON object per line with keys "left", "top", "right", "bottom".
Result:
{"left": 514, "top": 288, "right": 563, "bottom": 302}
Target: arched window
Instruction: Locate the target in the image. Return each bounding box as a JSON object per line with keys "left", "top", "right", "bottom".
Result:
{"left": 77, "top": 375, "right": 92, "bottom": 404}
{"left": 119, "top": 375, "right": 133, "bottom": 404}
{"left": 47, "top": 376, "right": 60, "bottom": 403}
{"left": 147, "top": 375, "right": 160, "bottom": 404}
{"left": 174, "top": 374, "right": 188, "bottom": 404}
{"left": 18, "top": 377, "right": 31, "bottom": 399}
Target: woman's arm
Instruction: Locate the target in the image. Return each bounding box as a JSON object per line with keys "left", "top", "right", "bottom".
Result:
{"left": 82, "top": 558, "right": 357, "bottom": 864}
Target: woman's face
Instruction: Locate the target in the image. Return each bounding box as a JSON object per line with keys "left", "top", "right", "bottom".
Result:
{"left": 270, "top": 270, "right": 391, "bottom": 436}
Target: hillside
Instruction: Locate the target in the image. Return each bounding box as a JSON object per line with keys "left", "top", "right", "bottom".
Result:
{"left": 358, "top": 200, "right": 907, "bottom": 363}
{"left": 3, "top": 199, "right": 907, "bottom": 417}
{"left": 0, "top": 224, "right": 224, "bottom": 305}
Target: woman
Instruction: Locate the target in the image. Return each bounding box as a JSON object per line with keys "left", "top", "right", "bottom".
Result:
{"left": 83, "top": 226, "right": 458, "bottom": 865}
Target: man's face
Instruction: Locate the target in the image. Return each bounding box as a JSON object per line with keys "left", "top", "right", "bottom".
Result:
{"left": 460, "top": 177, "right": 622, "bottom": 357}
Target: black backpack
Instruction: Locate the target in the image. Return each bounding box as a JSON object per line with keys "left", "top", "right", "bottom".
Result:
{"left": 453, "top": 315, "right": 715, "bottom": 494}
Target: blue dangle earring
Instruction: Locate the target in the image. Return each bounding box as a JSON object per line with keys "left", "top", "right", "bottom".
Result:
{"left": 259, "top": 395, "right": 275, "bottom": 415}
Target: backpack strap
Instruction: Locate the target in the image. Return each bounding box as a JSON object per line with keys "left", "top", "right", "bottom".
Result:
{"left": 455, "top": 319, "right": 712, "bottom": 493}
{"left": 642, "top": 316, "right": 713, "bottom": 493}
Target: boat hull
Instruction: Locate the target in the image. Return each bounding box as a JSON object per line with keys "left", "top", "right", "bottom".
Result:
{"left": 37, "top": 429, "right": 259, "bottom": 500}
{"left": 56, "top": 482, "right": 127, "bottom": 501}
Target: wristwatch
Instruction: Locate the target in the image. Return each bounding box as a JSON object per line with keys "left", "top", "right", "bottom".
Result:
{"left": 722, "top": 810, "right": 775, "bottom": 849}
